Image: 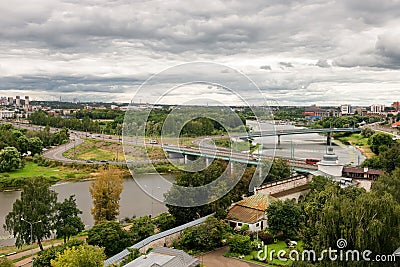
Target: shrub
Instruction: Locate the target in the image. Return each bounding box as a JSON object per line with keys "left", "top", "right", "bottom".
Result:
{"left": 258, "top": 232, "right": 274, "bottom": 245}
{"left": 228, "top": 234, "right": 253, "bottom": 255}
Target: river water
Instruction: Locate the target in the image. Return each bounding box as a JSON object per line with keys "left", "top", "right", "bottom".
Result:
{"left": 0, "top": 174, "right": 168, "bottom": 247}
{"left": 0, "top": 123, "right": 365, "bottom": 247}
{"left": 248, "top": 121, "right": 365, "bottom": 165}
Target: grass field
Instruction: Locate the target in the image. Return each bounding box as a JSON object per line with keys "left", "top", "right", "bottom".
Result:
{"left": 0, "top": 161, "right": 96, "bottom": 190}
{"left": 337, "top": 133, "right": 375, "bottom": 158}
{"left": 64, "top": 139, "right": 167, "bottom": 161}
{"left": 2, "top": 161, "right": 92, "bottom": 180}
{"left": 64, "top": 139, "right": 123, "bottom": 161}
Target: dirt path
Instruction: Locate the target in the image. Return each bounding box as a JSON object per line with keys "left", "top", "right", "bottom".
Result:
{"left": 201, "top": 247, "right": 262, "bottom": 267}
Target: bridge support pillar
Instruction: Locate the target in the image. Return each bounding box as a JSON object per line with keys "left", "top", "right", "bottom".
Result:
{"left": 230, "top": 161, "right": 234, "bottom": 175}
{"left": 184, "top": 154, "right": 188, "bottom": 164}
{"left": 327, "top": 132, "right": 331, "bottom": 145}
{"left": 277, "top": 135, "right": 281, "bottom": 146}
{"left": 205, "top": 157, "right": 211, "bottom": 167}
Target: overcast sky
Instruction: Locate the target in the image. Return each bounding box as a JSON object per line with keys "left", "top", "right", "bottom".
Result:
{"left": 1, "top": 0, "right": 400, "bottom": 106}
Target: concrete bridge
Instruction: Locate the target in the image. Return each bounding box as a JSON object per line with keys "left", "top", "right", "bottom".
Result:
{"left": 163, "top": 145, "right": 318, "bottom": 172}
{"left": 239, "top": 127, "right": 362, "bottom": 145}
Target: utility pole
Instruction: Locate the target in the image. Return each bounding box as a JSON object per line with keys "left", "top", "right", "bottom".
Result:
{"left": 21, "top": 218, "right": 42, "bottom": 260}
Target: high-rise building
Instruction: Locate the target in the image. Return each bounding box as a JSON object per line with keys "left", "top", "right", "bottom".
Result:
{"left": 15, "top": 96, "right": 21, "bottom": 106}
{"left": 370, "top": 104, "right": 385, "bottom": 113}
{"left": 24, "top": 96, "right": 29, "bottom": 106}
{"left": 7, "top": 97, "right": 13, "bottom": 105}
{"left": 341, "top": 104, "right": 352, "bottom": 115}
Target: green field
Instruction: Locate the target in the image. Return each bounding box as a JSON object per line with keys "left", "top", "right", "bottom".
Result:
{"left": 63, "top": 139, "right": 123, "bottom": 161}
{"left": 337, "top": 133, "right": 375, "bottom": 158}
{"left": 0, "top": 161, "right": 96, "bottom": 190}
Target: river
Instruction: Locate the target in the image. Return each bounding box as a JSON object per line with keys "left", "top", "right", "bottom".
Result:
{"left": 248, "top": 121, "right": 365, "bottom": 165}
{"left": 0, "top": 174, "right": 169, "bottom": 247}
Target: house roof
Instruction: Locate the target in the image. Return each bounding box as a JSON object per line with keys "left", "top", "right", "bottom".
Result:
{"left": 227, "top": 205, "right": 265, "bottom": 224}
{"left": 124, "top": 247, "right": 199, "bottom": 267}
{"left": 392, "top": 121, "right": 400, "bottom": 127}
{"left": 235, "top": 193, "right": 276, "bottom": 211}
{"left": 227, "top": 193, "right": 277, "bottom": 224}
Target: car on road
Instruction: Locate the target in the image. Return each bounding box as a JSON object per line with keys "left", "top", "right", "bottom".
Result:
{"left": 100, "top": 160, "right": 108, "bottom": 163}
{"left": 86, "top": 160, "right": 94, "bottom": 163}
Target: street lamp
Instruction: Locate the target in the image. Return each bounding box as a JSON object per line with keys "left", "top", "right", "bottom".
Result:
{"left": 21, "top": 217, "right": 42, "bottom": 259}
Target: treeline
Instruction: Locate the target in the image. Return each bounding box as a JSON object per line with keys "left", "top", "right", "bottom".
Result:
{"left": 0, "top": 124, "right": 69, "bottom": 173}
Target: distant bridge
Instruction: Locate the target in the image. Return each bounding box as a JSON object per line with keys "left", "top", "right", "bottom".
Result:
{"left": 239, "top": 127, "right": 362, "bottom": 144}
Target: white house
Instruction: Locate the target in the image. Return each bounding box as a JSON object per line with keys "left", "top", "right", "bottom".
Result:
{"left": 226, "top": 193, "right": 277, "bottom": 232}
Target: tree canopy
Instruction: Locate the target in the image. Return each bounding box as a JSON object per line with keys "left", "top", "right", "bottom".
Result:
{"left": 4, "top": 177, "right": 58, "bottom": 250}
{"left": 89, "top": 166, "right": 124, "bottom": 224}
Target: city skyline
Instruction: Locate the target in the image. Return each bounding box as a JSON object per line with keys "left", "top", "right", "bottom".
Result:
{"left": 0, "top": 1, "right": 400, "bottom": 105}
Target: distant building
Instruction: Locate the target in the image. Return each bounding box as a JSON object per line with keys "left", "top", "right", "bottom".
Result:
{"left": 123, "top": 247, "right": 199, "bottom": 267}
{"left": 391, "top": 101, "right": 400, "bottom": 111}
{"left": 0, "top": 110, "right": 15, "bottom": 119}
{"left": 302, "top": 105, "right": 330, "bottom": 119}
{"left": 24, "top": 96, "right": 29, "bottom": 106}
{"left": 7, "top": 97, "right": 13, "bottom": 106}
{"left": 342, "top": 166, "right": 384, "bottom": 181}
{"left": 226, "top": 193, "right": 277, "bottom": 232}
{"left": 340, "top": 104, "right": 352, "bottom": 115}
{"left": 370, "top": 104, "right": 385, "bottom": 114}
{"left": 15, "top": 96, "right": 21, "bottom": 107}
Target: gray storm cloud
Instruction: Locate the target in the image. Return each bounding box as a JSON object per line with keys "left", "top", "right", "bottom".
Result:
{"left": 0, "top": 0, "right": 399, "bottom": 104}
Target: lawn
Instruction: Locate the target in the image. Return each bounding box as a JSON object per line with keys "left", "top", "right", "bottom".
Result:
{"left": 241, "top": 241, "right": 304, "bottom": 266}
{"left": 0, "top": 161, "right": 96, "bottom": 190}
{"left": 64, "top": 139, "right": 167, "bottom": 161}
{"left": 63, "top": 139, "right": 124, "bottom": 161}
{"left": 337, "top": 133, "right": 375, "bottom": 158}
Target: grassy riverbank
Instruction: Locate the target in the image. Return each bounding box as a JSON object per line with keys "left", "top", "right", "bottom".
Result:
{"left": 335, "top": 133, "right": 375, "bottom": 158}
{"left": 0, "top": 161, "right": 98, "bottom": 191}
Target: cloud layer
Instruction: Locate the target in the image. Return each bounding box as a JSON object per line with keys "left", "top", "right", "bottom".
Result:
{"left": 0, "top": 0, "right": 399, "bottom": 105}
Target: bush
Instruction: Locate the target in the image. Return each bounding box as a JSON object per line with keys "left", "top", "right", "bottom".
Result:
{"left": 0, "top": 258, "right": 15, "bottom": 267}
{"left": 34, "top": 239, "right": 84, "bottom": 267}
{"left": 228, "top": 235, "right": 253, "bottom": 255}
{"left": 258, "top": 232, "right": 274, "bottom": 245}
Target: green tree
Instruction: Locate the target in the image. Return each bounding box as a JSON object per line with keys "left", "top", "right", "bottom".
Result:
{"left": 89, "top": 167, "right": 124, "bottom": 224}
{"left": 266, "top": 199, "right": 304, "bottom": 239}
{"left": 361, "top": 127, "right": 374, "bottom": 138}
{"left": 302, "top": 184, "right": 400, "bottom": 260}
{"left": 228, "top": 234, "right": 253, "bottom": 255}
{"left": 179, "top": 216, "right": 226, "bottom": 252}
{"left": 28, "top": 137, "right": 44, "bottom": 156}
{"left": 50, "top": 244, "right": 105, "bottom": 267}
{"left": 0, "top": 258, "right": 15, "bottom": 267}
{"left": 4, "top": 177, "right": 58, "bottom": 250}
{"left": 129, "top": 216, "right": 155, "bottom": 242}
{"left": 87, "top": 221, "right": 133, "bottom": 257}
{"left": 54, "top": 195, "right": 85, "bottom": 243}
{"left": 372, "top": 168, "right": 400, "bottom": 203}
{"left": 34, "top": 240, "right": 84, "bottom": 267}
{"left": 264, "top": 158, "right": 291, "bottom": 183}
{"left": 16, "top": 135, "right": 29, "bottom": 154}
{"left": 153, "top": 213, "right": 176, "bottom": 232}
{"left": 0, "top": 147, "right": 22, "bottom": 172}
{"left": 368, "top": 132, "right": 393, "bottom": 154}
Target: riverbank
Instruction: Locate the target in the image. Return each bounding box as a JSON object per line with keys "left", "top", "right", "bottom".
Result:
{"left": 335, "top": 133, "right": 375, "bottom": 159}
